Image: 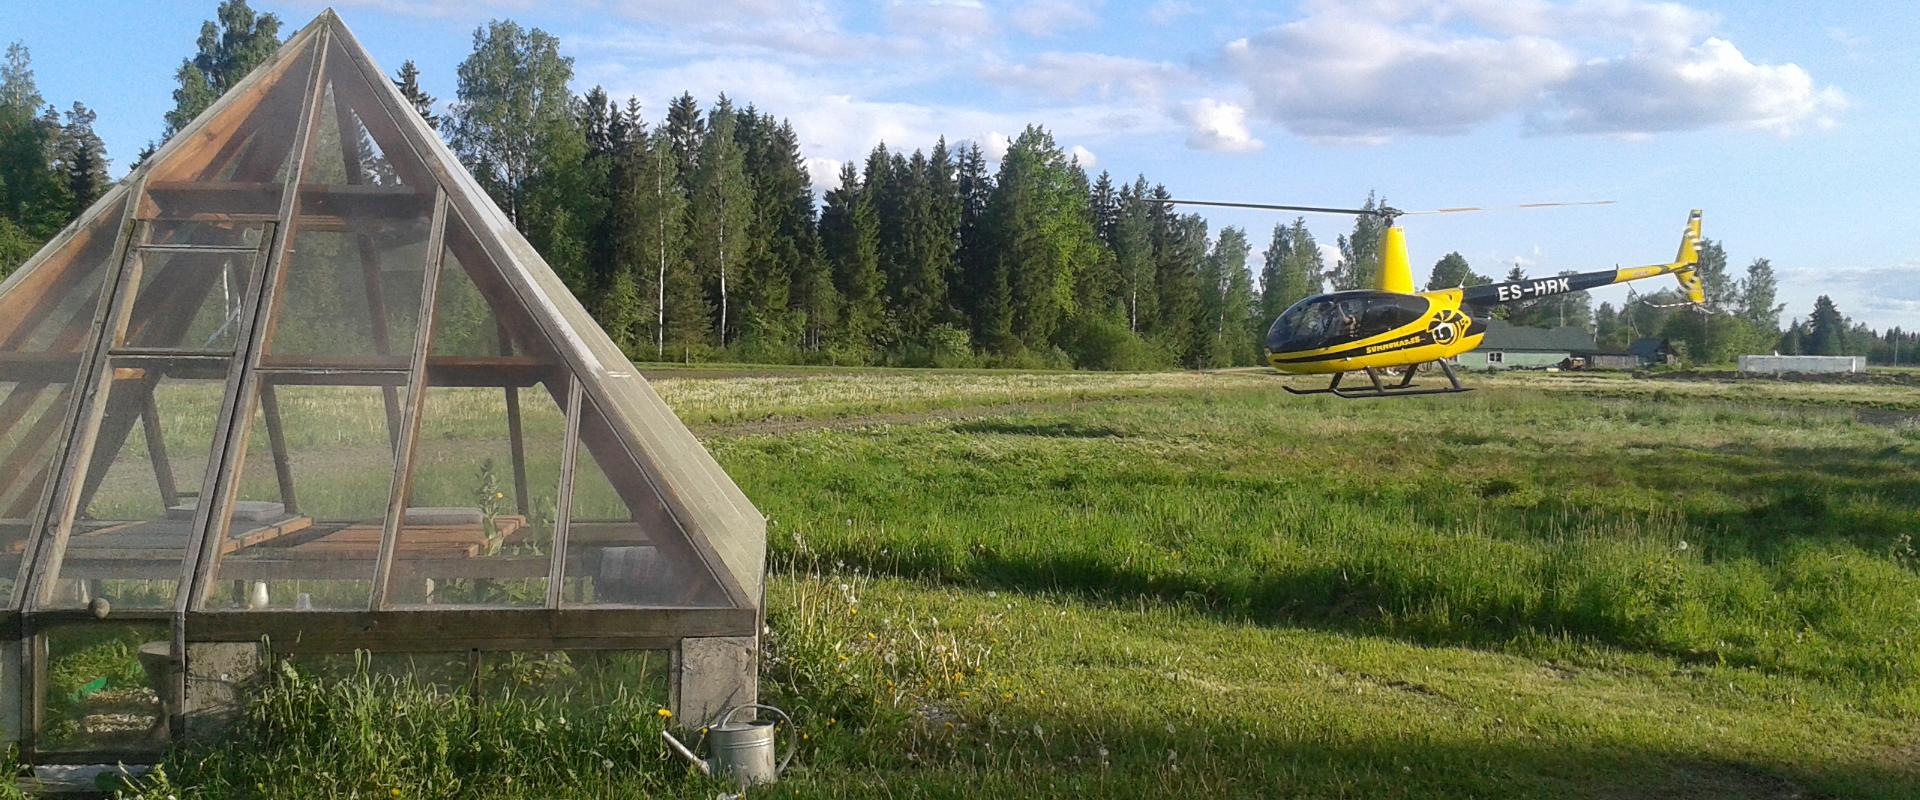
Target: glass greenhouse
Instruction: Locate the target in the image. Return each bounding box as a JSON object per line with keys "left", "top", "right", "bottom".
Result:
{"left": 0, "top": 11, "right": 764, "bottom": 762}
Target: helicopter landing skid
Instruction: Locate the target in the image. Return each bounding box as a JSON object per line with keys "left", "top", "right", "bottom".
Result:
{"left": 1284, "top": 362, "right": 1472, "bottom": 399}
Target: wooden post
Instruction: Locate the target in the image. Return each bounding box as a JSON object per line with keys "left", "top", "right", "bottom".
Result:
{"left": 257, "top": 384, "right": 299, "bottom": 515}
{"left": 139, "top": 387, "right": 180, "bottom": 508}
{"left": 368, "top": 190, "right": 448, "bottom": 610}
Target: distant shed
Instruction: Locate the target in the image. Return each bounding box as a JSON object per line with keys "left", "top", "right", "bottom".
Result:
{"left": 1738, "top": 355, "right": 1866, "bottom": 374}
{"left": 1583, "top": 352, "right": 1641, "bottom": 370}
{"left": 1453, "top": 319, "right": 1597, "bottom": 370}
{"left": 1627, "top": 338, "right": 1679, "bottom": 367}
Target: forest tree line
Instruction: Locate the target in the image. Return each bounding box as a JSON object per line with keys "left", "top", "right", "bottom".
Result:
{"left": 1, "top": 1, "right": 1913, "bottom": 369}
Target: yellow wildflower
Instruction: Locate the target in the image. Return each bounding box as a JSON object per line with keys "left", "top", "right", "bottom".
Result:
{"left": 655, "top": 708, "right": 672, "bottom": 718}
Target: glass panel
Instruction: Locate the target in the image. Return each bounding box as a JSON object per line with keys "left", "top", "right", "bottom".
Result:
{"left": 204, "top": 384, "right": 405, "bottom": 611}
{"left": 561, "top": 397, "right": 730, "bottom": 608}
{"left": 40, "top": 622, "right": 169, "bottom": 754}
{"left": 147, "top": 44, "right": 316, "bottom": 185}
{"left": 121, "top": 248, "right": 259, "bottom": 351}
{"left": 0, "top": 193, "right": 127, "bottom": 604}
{"left": 144, "top": 220, "right": 266, "bottom": 249}
{"left": 44, "top": 367, "right": 228, "bottom": 610}
{"left": 263, "top": 224, "right": 429, "bottom": 362}
{"left": 317, "top": 36, "right": 423, "bottom": 188}
{"left": 258, "top": 37, "right": 436, "bottom": 364}
{"left": 387, "top": 385, "right": 565, "bottom": 608}
{"left": 386, "top": 242, "right": 570, "bottom": 608}
{"left": 429, "top": 247, "right": 510, "bottom": 358}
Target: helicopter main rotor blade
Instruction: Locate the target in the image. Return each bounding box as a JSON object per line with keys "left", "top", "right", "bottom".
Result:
{"left": 1399, "top": 200, "right": 1616, "bottom": 216}
{"left": 1164, "top": 199, "right": 1378, "bottom": 216}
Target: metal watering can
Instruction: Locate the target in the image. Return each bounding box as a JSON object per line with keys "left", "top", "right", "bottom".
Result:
{"left": 662, "top": 703, "right": 796, "bottom": 787}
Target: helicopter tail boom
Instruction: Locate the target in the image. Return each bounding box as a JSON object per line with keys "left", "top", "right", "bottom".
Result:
{"left": 1454, "top": 210, "right": 1706, "bottom": 309}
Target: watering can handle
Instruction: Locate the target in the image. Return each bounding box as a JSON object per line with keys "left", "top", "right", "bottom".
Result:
{"left": 717, "top": 703, "right": 797, "bottom": 775}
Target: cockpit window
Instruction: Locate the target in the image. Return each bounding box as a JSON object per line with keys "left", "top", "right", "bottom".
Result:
{"left": 1267, "top": 292, "right": 1430, "bottom": 353}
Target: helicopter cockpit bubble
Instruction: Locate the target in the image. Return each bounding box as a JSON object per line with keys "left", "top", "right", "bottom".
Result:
{"left": 1266, "top": 291, "right": 1431, "bottom": 354}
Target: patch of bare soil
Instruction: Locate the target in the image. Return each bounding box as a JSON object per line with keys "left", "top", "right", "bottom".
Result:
{"left": 691, "top": 396, "right": 1141, "bottom": 437}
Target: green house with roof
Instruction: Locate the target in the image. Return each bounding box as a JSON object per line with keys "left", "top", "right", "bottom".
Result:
{"left": 1452, "top": 318, "right": 1598, "bottom": 370}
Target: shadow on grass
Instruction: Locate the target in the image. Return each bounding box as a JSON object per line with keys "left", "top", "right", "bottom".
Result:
{"left": 771, "top": 701, "right": 1917, "bottom": 800}
{"left": 948, "top": 420, "right": 1130, "bottom": 439}
{"left": 774, "top": 437, "right": 1920, "bottom": 684}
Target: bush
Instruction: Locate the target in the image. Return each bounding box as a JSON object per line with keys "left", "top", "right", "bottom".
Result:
{"left": 925, "top": 324, "right": 975, "bottom": 369}
{"left": 1060, "top": 316, "right": 1170, "bottom": 371}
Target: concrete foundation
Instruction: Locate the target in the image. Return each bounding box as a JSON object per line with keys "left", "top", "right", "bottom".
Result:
{"left": 182, "top": 641, "right": 263, "bottom": 738}
{"left": 0, "top": 640, "right": 18, "bottom": 744}
{"left": 671, "top": 635, "right": 757, "bottom": 728}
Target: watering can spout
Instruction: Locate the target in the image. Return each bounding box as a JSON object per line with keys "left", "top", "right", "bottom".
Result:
{"left": 663, "top": 704, "right": 796, "bottom": 787}
{"left": 661, "top": 730, "right": 712, "bottom": 775}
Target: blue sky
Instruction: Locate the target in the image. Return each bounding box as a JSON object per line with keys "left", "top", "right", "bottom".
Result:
{"left": 3, "top": 0, "right": 1916, "bottom": 329}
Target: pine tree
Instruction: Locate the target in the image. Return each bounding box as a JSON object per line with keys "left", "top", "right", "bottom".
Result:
{"left": 393, "top": 60, "right": 439, "bottom": 130}
{"left": 1806, "top": 295, "right": 1847, "bottom": 356}
{"left": 1258, "top": 221, "right": 1291, "bottom": 320}
{"left": 54, "top": 102, "right": 108, "bottom": 220}
{"left": 953, "top": 142, "right": 1001, "bottom": 347}
{"left": 894, "top": 145, "right": 957, "bottom": 340}
{"left": 164, "top": 1, "right": 281, "bottom": 138}
{"left": 822, "top": 163, "right": 882, "bottom": 352}
{"left": 1777, "top": 319, "right": 1805, "bottom": 355}
{"left": 689, "top": 97, "right": 753, "bottom": 347}
{"left": 739, "top": 115, "right": 821, "bottom": 356}
{"left": 1145, "top": 184, "right": 1198, "bottom": 355}
{"left": 664, "top": 92, "right": 703, "bottom": 193}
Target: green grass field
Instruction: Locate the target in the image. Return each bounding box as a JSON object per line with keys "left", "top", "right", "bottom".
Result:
{"left": 92, "top": 368, "right": 1920, "bottom": 798}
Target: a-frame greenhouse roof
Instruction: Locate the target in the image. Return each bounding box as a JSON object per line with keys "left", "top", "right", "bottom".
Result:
{"left": 0, "top": 10, "right": 765, "bottom": 648}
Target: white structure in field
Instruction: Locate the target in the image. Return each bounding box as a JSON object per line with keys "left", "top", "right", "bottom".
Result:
{"left": 1738, "top": 355, "right": 1867, "bottom": 374}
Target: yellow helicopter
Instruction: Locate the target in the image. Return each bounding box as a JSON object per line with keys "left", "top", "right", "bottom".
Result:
{"left": 1171, "top": 200, "right": 1707, "bottom": 398}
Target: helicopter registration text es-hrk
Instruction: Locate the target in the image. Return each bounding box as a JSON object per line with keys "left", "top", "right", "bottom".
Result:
{"left": 1494, "top": 277, "right": 1573, "bottom": 302}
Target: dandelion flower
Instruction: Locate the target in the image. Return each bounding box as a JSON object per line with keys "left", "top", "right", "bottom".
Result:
{"left": 656, "top": 708, "right": 673, "bottom": 718}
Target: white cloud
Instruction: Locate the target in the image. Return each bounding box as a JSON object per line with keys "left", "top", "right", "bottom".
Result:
{"left": 1181, "top": 99, "right": 1264, "bottom": 153}
{"left": 1210, "top": 0, "right": 1841, "bottom": 142}
{"left": 1010, "top": 0, "right": 1101, "bottom": 37}
{"left": 1778, "top": 263, "right": 1920, "bottom": 329}
{"left": 1531, "top": 38, "right": 1847, "bottom": 136}
{"left": 979, "top": 131, "right": 1013, "bottom": 161}
{"left": 1221, "top": 11, "right": 1576, "bottom": 140}
{"left": 1145, "top": 0, "right": 1199, "bottom": 26}
{"left": 1069, "top": 144, "right": 1098, "bottom": 168}
{"left": 886, "top": 0, "right": 995, "bottom": 44}
{"left": 980, "top": 52, "right": 1189, "bottom": 103}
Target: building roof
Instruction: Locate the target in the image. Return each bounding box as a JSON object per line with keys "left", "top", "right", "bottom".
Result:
{"left": 0, "top": 12, "right": 763, "bottom": 616}
{"left": 1474, "top": 318, "right": 1598, "bottom": 353}
{"left": 1627, "top": 337, "right": 1672, "bottom": 360}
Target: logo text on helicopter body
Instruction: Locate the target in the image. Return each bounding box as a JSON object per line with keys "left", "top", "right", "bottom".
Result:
{"left": 1495, "top": 277, "right": 1572, "bottom": 302}
{"left": 1365, "top": 335, "right": 1424, "bottom": 354}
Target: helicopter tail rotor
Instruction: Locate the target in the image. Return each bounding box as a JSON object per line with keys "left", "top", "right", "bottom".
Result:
{"left": 1670, "top": 209, "right": 1706, "bottom": 305}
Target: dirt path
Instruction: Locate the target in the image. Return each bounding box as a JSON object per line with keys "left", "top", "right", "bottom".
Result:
{"left": 690, "top": 394, "right": 1153, "bottom": 437}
